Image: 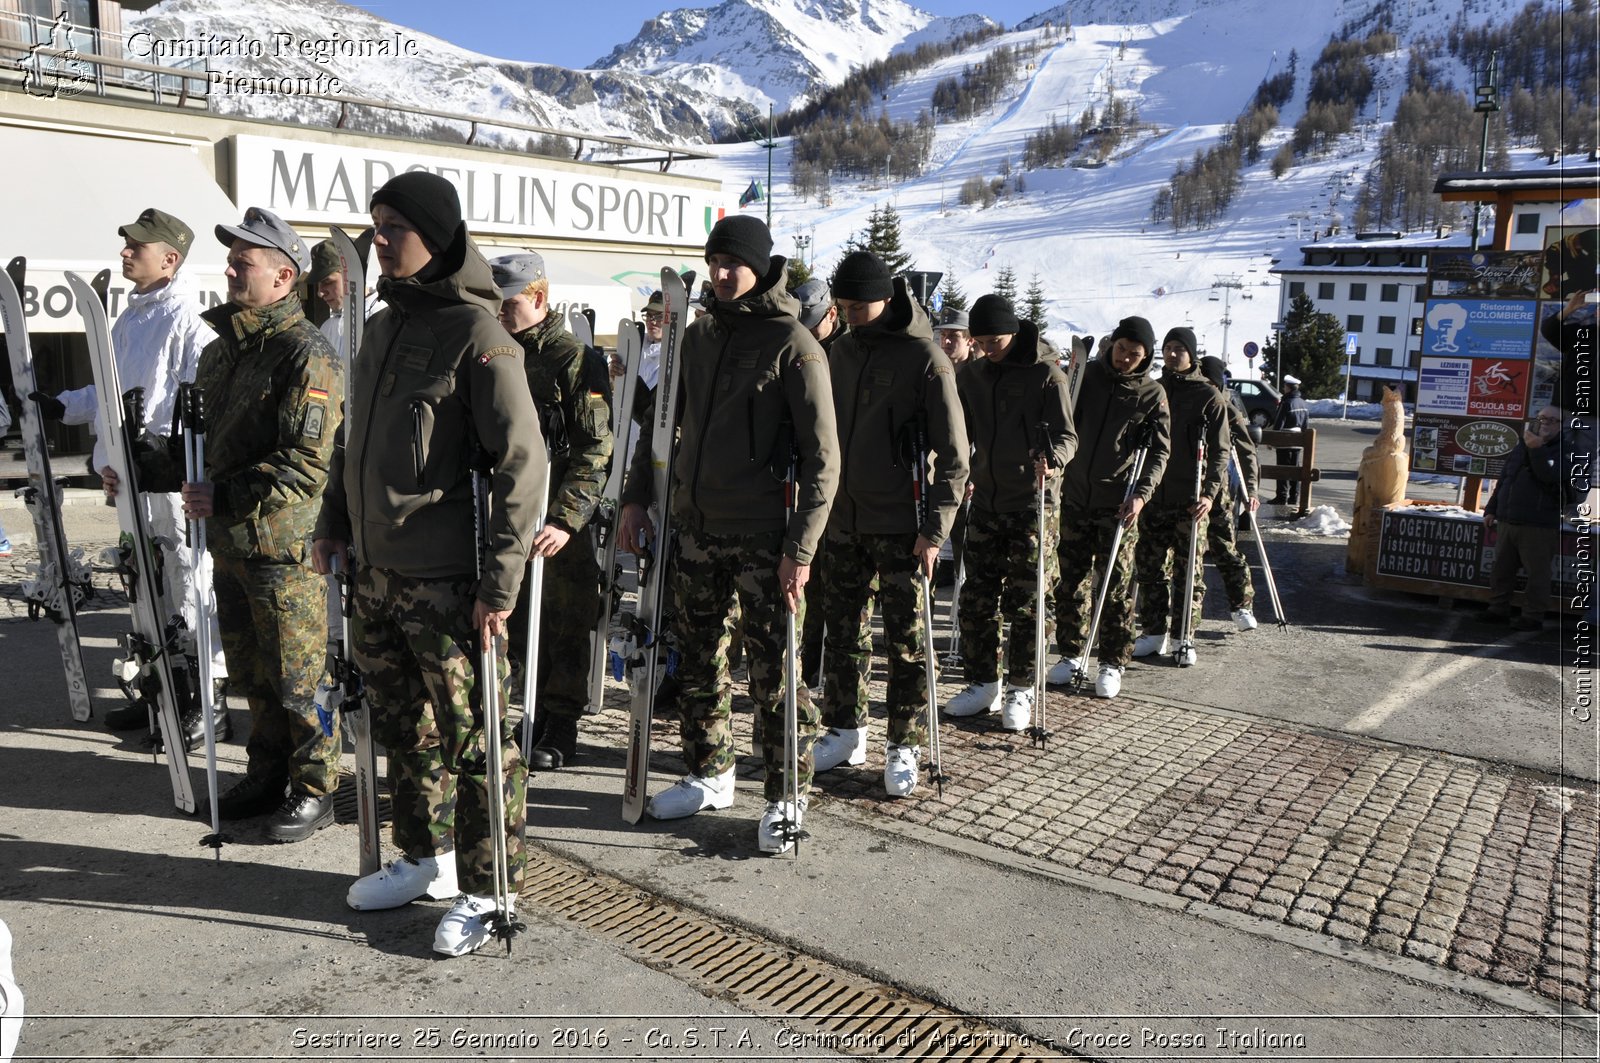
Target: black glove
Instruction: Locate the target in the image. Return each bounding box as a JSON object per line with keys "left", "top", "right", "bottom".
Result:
{"left": 28, "top": 391, "right": 65, "bottom": 422}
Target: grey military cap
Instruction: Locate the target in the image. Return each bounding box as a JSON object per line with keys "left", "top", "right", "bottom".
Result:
{"left": 489, "top": 252, "right": 547, "bottom": 299}
{"left": 215, "top": 206, "right": 310, "bottom": 274}
{"left": 792, "top": 277, "right": 831, "bottom": 330}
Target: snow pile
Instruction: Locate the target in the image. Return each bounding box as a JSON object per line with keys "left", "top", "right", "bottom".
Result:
{"left": 1271, "top": 505, "right": 1352, "bottom": 536}
{"left": 1387, "top": 502, "right": 1479, "bottom": 520}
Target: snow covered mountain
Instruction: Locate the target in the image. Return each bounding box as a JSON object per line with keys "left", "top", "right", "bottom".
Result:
{"left": 126, "top": 0, "right": 765, "bottom": 145}
{"left": 675, "top": 0, "right": 1586, "bottom": 377}
{"left": 593, "top": 0, "right": 996, "bottom": 113}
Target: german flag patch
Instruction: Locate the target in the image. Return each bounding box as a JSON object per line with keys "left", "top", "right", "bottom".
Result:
{"left": 302, "top": 387, "right": 330, "bottom": 440}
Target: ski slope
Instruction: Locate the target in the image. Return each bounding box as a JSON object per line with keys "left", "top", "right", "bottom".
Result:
{"left": 676, "top": 0, "right": 1545, "bottom": 379}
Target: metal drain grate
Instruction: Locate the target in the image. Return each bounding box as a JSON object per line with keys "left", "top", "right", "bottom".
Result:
{"left": 523, "top": 849, "right": 1069, "bottom": 1061}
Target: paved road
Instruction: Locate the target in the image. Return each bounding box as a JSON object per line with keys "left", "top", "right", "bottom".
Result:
{"left": 0, "top": 418, "right": 1594, "bottom": 1062}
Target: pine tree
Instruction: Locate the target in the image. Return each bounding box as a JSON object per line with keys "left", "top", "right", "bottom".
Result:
{"left": 1023, "top": 273, "right": 1049, "bottom": 334}
{"left": 869, "top": 203, "right": 914, "bottom": 274}
{"left": 938, "top": 263, "right": 968, "bottom": 311}
{"left": 1278, "top": 291, "right": 1346, "bottom": 398}
{"left": 786, "top": 256, "right": 813, "bottom": 292}
{"left": 992, "top": 265, "right": 1018, "bottom": 307}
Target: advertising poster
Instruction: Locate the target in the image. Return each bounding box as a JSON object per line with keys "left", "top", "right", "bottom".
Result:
{"left": 1540, "top": 225, "right": 1599, "bottom": 301}
{"left": 1419, "top": 297, "right": 1537, "bottom": 361}
{"left": 1428, "top": 249, "right": 1544, "bottom": 300}
{"left": 1415, "top": 358, "right": 1470, "bottom": 415}
{"left": 1532, "top": 299, "right": 1597, "bottom": 412}
{"left": 1464, "top": 358, "right": 1530, "bottom": 419}
{"left": 1410, "top": 414, "right": 1518, "bottom": 479}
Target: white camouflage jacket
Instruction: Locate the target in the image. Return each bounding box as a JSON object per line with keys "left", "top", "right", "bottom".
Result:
{"left": 58, "top": 272, "right": 209, "bottom": 471}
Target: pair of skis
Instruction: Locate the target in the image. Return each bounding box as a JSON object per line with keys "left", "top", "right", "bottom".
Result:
{"left": 323, "top": 227, "right": 385, "bottom": 877}
{"left": 0, "top": 258, "right": 92, "bottom": 723}
{"left": 68, "top": 270, "right": 198, "bottom": 814}
{"left": 618, "top": 268, "right": 693, "bottom": 825}
{"left": 572, "top": 309, "right": 644, "bottom": 720}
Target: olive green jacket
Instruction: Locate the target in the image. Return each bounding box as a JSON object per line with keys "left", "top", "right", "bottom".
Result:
{"left": 315, "top": 232, "right": 546, "bottom": 610}
{"left": 514, "top": 313, "right": 612, "bottom": 534}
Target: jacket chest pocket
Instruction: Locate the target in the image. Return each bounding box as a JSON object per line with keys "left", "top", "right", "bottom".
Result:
{"left": 859, "top": 366, "right": 896, "bottom": 407}
{"left": 997, "top": 382, "right": 1026, "bottom": 416}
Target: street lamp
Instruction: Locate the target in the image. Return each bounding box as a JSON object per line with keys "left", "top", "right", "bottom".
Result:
{"left": 1469, "top": 51, "right": 1499, "bottom": 250}
{"left": 794, "top": 233, "right": 811, "bottom": 271}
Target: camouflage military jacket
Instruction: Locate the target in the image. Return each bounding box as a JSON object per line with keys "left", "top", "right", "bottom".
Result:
{"left": 514, "top": 313, "right": 612, "bottom": 533}
{"left": 157, "top": 296, "right": 341, "bottom": 563}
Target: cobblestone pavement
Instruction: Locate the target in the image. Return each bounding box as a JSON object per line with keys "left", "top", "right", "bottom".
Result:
{"left": 581, "top": 661, "right": 1599, "bottom": 1017}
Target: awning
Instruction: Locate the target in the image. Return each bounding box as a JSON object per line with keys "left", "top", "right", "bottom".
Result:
{"left": 0, "top": 118, "right": 239, "bottom": 331}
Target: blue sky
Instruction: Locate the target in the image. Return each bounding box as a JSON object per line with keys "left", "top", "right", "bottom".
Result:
{"left": 348, "top": 1, "right": 1049, "bottom": 68}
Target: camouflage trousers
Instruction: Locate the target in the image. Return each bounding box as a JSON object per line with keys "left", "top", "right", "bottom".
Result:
{"left": 352, "top": 567, "right": 525, "bottom": 896}
{"left": 958, "top": 505, "right": 1059, "bottom": 686}
{"left": 1206, "top": 490, "right": 1255, "bottom": 611}
{"left": 671, "top": 525, "right": 818, "bottom": 802}
{"left": 1055, "top": 508, "right": 1140, "bottom": 666}
{"left": 1134, "top": 504, "right": 1210, "bottom": 637}
{"left": 817, "top": 530, "right": 928, "bottom": 747}
{"left": 212, "top": 555, "right": 338, "bottom": 796}
{"left": 508, "top": 532, "right": 606, "bottom": 720}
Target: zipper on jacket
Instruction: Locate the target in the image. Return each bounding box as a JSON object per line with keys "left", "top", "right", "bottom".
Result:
{"left": 409, "top": 398, "right": 426, "bottom": 490}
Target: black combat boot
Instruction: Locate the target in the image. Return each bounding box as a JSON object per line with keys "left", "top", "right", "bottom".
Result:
{"left": 206, "top": 773, "right": 288, "bottom": 820}
{"left": 265, "top": 790, "right": 336, "bottom": 842}
{"left": 182, "top": 699, "right": 233, "bottom": 749}
{"left": 526, "top": 714, "right": 579, "bottom": 771}
{"left": 103, "top": 698, "right": 152, "bottom": 732}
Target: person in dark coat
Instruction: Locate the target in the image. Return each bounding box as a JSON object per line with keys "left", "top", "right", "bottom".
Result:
{"left": 1267, "top": 375, "right": 1309, "bottom": 508}
{"left": 1482, "top": 405, "right": 1566, "bottom": 631}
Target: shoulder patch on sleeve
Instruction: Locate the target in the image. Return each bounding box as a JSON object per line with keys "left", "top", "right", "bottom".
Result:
{"left": 301, "top": 388, "right": 329, "bottom": 440}
{"left": 791, "top": 351, "right": 825, "bottom": 370}
{"left": 478, "top": 344, "right": 520, "bottom": 367}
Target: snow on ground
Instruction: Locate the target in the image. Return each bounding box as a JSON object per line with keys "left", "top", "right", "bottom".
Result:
{"left": 1271, "top": 504, "right": 1353, "bottom": 537}
{"left": 677, "top": 0, "right": 1533, "bottom": 379}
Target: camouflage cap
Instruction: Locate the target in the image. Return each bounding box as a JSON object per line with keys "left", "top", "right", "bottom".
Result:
{"left": 934, "top": 307, "right": 969, "bottom": 332}
{"left": 215, "top": 206, "right": 310, "bottom": 274}
{"left": 489, "top": 252, "right": 546, "bottom": 299}
{"left": 118, "top": 208, "right": 194, "bottom": 256}
{"left": 309, "top": 239, "right": 343, "bottom": 285}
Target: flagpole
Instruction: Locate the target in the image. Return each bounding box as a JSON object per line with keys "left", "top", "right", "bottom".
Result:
{"left": 765, "top": 103, "right": 774, "bottom": 228}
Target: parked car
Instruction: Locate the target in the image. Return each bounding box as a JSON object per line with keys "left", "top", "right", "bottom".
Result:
{"left": 1228, "top": 378, "right": 1282, "bottom": 427}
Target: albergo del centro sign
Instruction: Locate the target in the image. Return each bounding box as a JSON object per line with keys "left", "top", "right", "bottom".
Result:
{"left": 232, "top": 134, "right": 725, "bottom": 246}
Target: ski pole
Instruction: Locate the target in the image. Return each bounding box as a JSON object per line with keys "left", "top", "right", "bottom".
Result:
{"left": 1241, "top": 459, "right": 1288, "bottom": 629}
{"left": 909, "top": 411, "right": 945, "bottom": 794}
{"left": 473, "top": 459, "right": 522, "bottom": 950}
{"left": 780, "top": 434, "right": 803, "bottom": 860}
{"left": 942, "top": 497, "right": 968, "bottom": 666}
{"left": 1030, "top": 425, "right": 1052, "bottom": 748}
{"left": 1174, "top": 420, "right": 1205, "bottom": 667}
{"left": 182, "top": 386, "right": 225, "bottom": 858}
{"left": 1074, "top": 423, "right": 1154, "bottom": 693}
{"left": 518, "top": 498, "right": 548, "bottom": 796}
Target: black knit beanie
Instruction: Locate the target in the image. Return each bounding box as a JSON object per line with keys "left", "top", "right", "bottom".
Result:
{"left": 968, "top": 293, "right": 1021, "bottom": 337}
{"left": 831, "top": 250, "right": 893, "bottom": 301}
{"left": 1199, "top": 355, "right": 1227, "bottom": 391}
{"left": 1111, "top": 315, "right": 1157, "bottom": 357}
{"left": 704, "top": 214, "right": 772, "bottom": 277}
{"left": 369, "top": 172, "right": 462, "bottom": 253}
{"left": 1163, "top": 327, "right": 1198, "bottom": 363}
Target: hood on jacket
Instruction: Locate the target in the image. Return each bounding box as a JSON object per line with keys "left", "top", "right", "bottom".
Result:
{"left": 996, "top": 319, "right": 1046, "bottom": 367}
{"left": 375, "top": 225, "right": 503, "bottom": 316}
